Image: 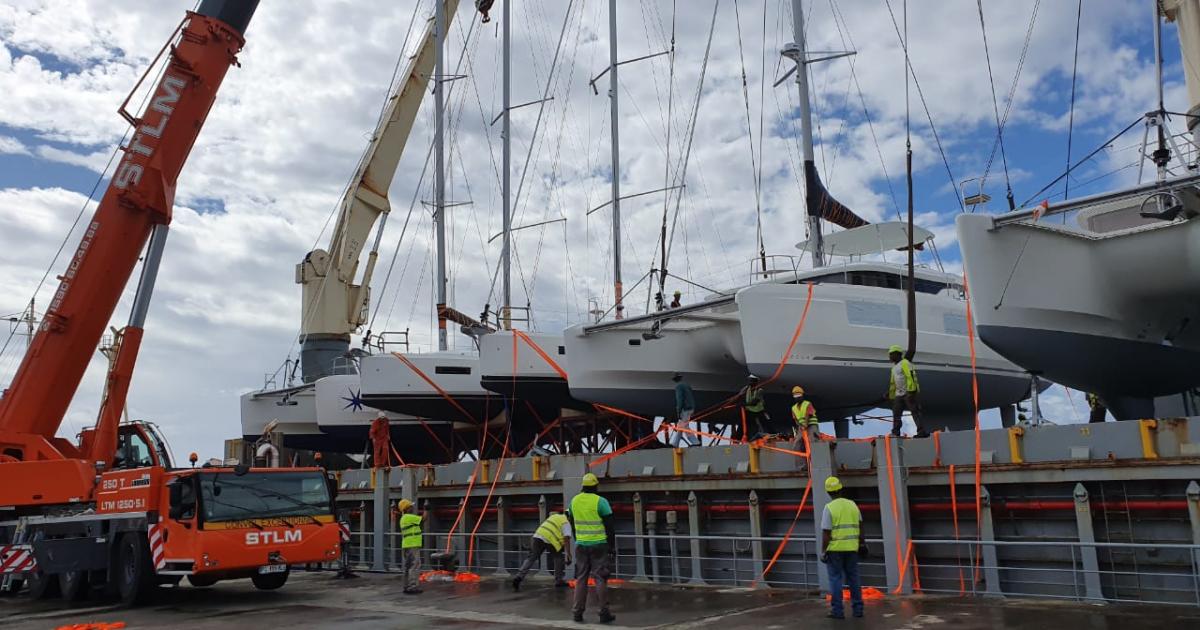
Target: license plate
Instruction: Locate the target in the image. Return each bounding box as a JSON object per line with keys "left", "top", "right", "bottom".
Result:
{"left": 258, "top": 564, "right": 287, "bottom": 574}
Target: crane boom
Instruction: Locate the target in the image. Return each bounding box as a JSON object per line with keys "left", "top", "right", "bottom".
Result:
{"left": 295, "top": 0, "right": 460, "bottom": 383}
{"left": 0, "top": 0, "right": 256, "bottom": 494}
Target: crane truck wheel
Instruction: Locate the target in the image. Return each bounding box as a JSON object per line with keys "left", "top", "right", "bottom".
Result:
{"left": 26, "top": 570, "right": 60, "bottom": 599}
{"left": 115, "top": 533, "right": 156, "bottom": 606}
{"left": 250, "top": 568, "right": 289, "bottom": 590}
{"left": 59, "top": 569, "right": 89, "bottom": 601}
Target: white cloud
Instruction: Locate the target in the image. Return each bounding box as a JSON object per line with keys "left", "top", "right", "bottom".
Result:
{"left": 0, "top": 0, "right": 1181, "bottom": 457}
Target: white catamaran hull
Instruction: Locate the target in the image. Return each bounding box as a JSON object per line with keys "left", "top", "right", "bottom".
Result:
{"left": 957, "top": 210, "right": 1200, "bottom": 417}
{"left": 736, "top": 281, "right": 1034, "bottom": 431}
{"left": 358, "top": 351, "right": 504, "bottom": 427}
{"left": 240, "top": 384, "right": 359, "bottom": 452}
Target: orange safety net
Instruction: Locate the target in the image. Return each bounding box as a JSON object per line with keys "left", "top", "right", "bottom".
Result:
{"left": 420, "top": 569, "right": 481, "bottom": 583}
{"left": 567, "top": 577, "right": 626, "bottom": 588}
{"left": 825, "top": 586, "right": 886, "bottom": 602}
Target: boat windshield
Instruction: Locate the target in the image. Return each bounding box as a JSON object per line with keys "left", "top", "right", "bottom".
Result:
{"left": 803, "top": 270, "right": 950, "bottom": 295}
{"left": 199, "top": 471, "right": 332, "bottom": 522}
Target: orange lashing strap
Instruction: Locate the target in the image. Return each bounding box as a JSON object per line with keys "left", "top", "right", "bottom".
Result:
{"left": 766, "top": 282, "right": 815, "bottom": 384}
{"left": 512, "top": 329, "right": 570, "bottom": 380}
{"left": 752, "top": 429, "right": 813, "bottom": 587}
{"left": 391, "top": 351, "right": 478, "bottom": 424}
{"left": 932, "top": 430, "right": 942, "bottom": 467}
{"left": 467, "top": 429, "right": 510, "bottom": 566}
{"left": 962, "top": 274, "right": 984, "bottom": 582}
{"left": 884, "top": 433, "right": 904, "bottom": 589}
{"left": 949, "top": 463, "right": 965, "bottom": 595}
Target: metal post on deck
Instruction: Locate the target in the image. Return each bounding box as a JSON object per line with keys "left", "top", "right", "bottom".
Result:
{"left": 810, "top": 438, "right": 834, "bottom": 594}
{"left": 538, "top": 494, "right": 550, "bottom": 576}
{"left": 633, "top": 493, "right": 648, "bottom": 581}
{"left": 666, "top": 510, "right": 680, "bottom": 584}
{"left": 748, "top": 490, "right": 767, "bottom": 588}
{"left": 978, "top": 487, "right": 1003, "bottom": 597}
{"left": 687, "top": 492, "right": 706, "bottom": 585}
{"left": 876, "top": 438, "right": 913, "bottom": 594}
{"left": 1186, "top": 481, "right": 1200, "bottom": 605}
{"left": 647, "top": 510, "right": 660, "bottom": 582}
{"left": 1073, "top": 483, "right": 1105, "bottom": 601}
{"left": 372, "top": 467, "right": 388, "bottom": 571}
{"left": 495, "top": 496, "right": 510, "bottom": 576}
{"left": 398, "top": 467, "right": 419, "bottom": 572}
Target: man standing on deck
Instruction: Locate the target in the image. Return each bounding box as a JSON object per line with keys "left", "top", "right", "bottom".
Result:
{"left": 791, "top": 385, "right": 818, "bottom": 449}
{"left": 669, "top": 290, "right": 682, "bottom": 308}
{"left": 739, "top": 375, "right": 770, "bottom": 440}
{"left": 887, "top": 345, "right": 927, "bottom": 438}
{"left": 821, "top": 476, "right": 865, "bottom": 619}
{"left": 511, "top": 511, "right": 573, "bottom": 590}
{"left": 671, "top": 373, "right": 698, "bottom": 447}
{"left": 1086, "top": 393, "right": 1108, "bottom": 423}
{"left": 397, "top": 499, "right": 423, "bottom": 594}
{"left": 568, "top": 473, "right": 616, "bottom": 624}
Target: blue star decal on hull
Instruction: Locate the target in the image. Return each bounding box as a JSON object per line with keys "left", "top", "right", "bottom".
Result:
{"left": 342, "top": 387, "right": 365, "bottom": 412}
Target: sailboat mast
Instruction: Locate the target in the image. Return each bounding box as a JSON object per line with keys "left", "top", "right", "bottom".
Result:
{"left": 434, "top": 0, "right": 449, "bottom": 351}
{"left": 608, "top": 0, "right": 624, "bottom": 318}
{"left": 501, "top": 0, "right": 512, "bottom": 330}
{"left": 791, "top": 0, "right": 823, "bottom": 268}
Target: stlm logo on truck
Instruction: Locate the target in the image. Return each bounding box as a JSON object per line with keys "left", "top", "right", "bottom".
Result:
{"left": 245, "top": 530, "right": 303, "bottom": 546}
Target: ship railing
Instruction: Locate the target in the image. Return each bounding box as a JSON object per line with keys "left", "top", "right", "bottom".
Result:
{"left": 342, "top": 530, "right": 1200, "bottom": 607}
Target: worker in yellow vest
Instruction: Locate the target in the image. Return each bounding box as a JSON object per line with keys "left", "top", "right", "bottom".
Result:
{"left": 511, "top": 512, "right": 573, "bottom": 591}
{"left": 738, "top": 375, "right": 770, "bottom": 441}
{"left": 567, "top": 473, "right": 616, "bottom": 624}
{"left": 397, "top": 498, "right": 423, "bottom": 594}
{"left": 791, "top": 385, "right": 818, "bottom": 449}
{"left": 887, "top": 345, "right": 928, "bottom": 438}
{"left": 821, "top": 476, "right": 865, "bottom": 619}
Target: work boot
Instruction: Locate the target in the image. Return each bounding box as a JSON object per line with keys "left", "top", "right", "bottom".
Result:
{"left": 826, "top": 611, "right": 844, "bottom": 620}
{"left": 573, "top": 612, "right": 584, "bottom": 623}
{"left": 599, "top": 610, "right": 616, "bottom": 624}
{"left": 404, "top": 587, "right": 423, "bottom": 594}
{"left": 511, "top": 576, "right": 522, "bottom": 591}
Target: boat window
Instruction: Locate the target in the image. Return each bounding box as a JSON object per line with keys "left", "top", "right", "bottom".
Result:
{"left": 628, "top": 339, "right": 641, "bottom": 346}
{"left": 807, "top": 270, "right": 947, "bottom": 295}
{"left": 557, "top": 346, "right": 566, "bottom": 355}
{"left": 943, "top": 313, "right": 969, "bottom": 336}
{"left": 434, "top": 366, "right": 471, "bottom": 375}
{"left": 846, "top": 301, "right": 903, "bottom": 328}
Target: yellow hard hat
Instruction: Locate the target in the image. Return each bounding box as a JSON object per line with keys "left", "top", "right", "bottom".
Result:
{"left": 824, "top": 476, "right": 843, "bottom": 493}
{"left": 396, "top": 498, "right": 414, "bottom": 512}
{"left": 791, "top": 385, "right": 805, "bottom": 397}
{"left": 581, "top": 472, "right": 600, "bottom": 487}
{"left": 888, "top": 344, "right": 903, "bottom": 354}
{"left": 673, "top": 290, "right": 682, "bottom": 296}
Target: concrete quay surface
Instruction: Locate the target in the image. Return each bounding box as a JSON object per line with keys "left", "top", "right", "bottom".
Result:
{"left": 3, "top": 572, "right": 1198, "bottom": 629}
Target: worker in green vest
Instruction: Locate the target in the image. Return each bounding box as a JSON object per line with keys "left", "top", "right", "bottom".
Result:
{"left": 791, "top": 385, "right": 818, "bottom": 449}
{"left": 397, "top": 498, "right": 423, "bottom": 594}
{"left": 511, "top": 512, "right": 573, "bottom": 591}
{"left": 887, "top": 344, "right": 928, "bottom": 438}
{"left": 821, "top": 476, "right": 865, "bottom": 619}
{"left": 567, "top": 473, "right": 616, "bottom": 624}
{"left": 738, "top": 375, "right": 770, "bottom": 440}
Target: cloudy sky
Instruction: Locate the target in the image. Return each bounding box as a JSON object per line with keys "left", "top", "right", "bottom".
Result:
{"left": 0, "top": 0, "right": 1188, "bottom": 458}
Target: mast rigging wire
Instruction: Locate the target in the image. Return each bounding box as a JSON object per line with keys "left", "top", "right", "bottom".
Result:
{"left": 732, "top": 1, "right": 765, "bottom": 278}
{"left": 976, "top": 0, "right": 1015, "bottom": 210}
{"left": 1064, "top": 0, "right": 1084, "bottom": 202}
{"left": 979, "top": 0, "right": 1041, "bottom": 209}
{"left": 881, "top": 0, "right": 964, "bottom": 213}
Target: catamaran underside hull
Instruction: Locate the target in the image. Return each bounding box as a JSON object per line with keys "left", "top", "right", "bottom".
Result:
{"left": 318, "top": 422, "right": 460, "bottom": 463}
{"left": 957, "top": 212, "right": 1200, "bottom": 408}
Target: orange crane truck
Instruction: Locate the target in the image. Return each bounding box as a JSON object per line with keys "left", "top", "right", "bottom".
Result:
{"left": 0, "top": 0, "right": 342, "bottom": 604}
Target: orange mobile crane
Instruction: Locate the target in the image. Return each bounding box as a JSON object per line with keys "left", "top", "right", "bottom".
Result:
{"left": 0, "top": 1, "right": 341, "bottom": 604}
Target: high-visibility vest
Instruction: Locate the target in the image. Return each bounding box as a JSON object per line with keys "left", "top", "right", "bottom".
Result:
{"left": 791, "top": 400, "right": 817, "bottom": 427}
{"left": 826, "top": 498, "right": 862, "bottom": 552}
{"left": 535, "top": 514, "right": 570, "bottom": 551}
{"left": 744, "top": 386, "right": 765, "bottom": 413}
{"left": 400, "top": 513, "right": 423, "bottom": 549}
{"left": 887, "top": 359, "right": 920, "bottom": 399}
{"left": 570, "top": 493, "right": 606, "bottom": 544}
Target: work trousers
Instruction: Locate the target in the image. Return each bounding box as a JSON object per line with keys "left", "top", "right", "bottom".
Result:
{"left": 739, "top": 410, "right": 769, "bottom": 440}
{"left": 516, "top": 537, "right": 566, "bottom": 583}
{"left": 825, "top": 551, "right": 863, "bottom": 618}
{"left": 572, "top": 543, "right": 611, "bottom": 615}
{"left": 891, "top": 393, "right": 924, "bottom": 436}
{"left": 669, "top": 409, "right": 699, "bottom": 447}
{"left": 1089, "top": 406, "right": 1107, "bottom": 423}
{"left": 402, "top": 548, "right": 421, "bottom": 591}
